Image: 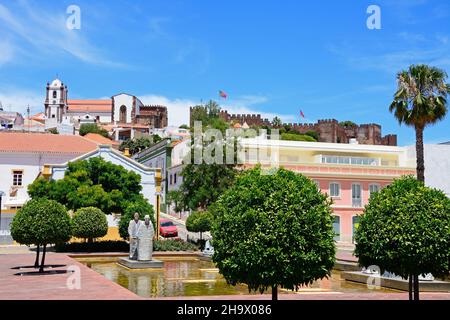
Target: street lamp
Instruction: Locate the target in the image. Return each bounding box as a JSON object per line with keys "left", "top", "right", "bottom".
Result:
{"left": 0, "top": 191, "right": 5, "bottom": 230}
{"left": 155, "top": 169, "right": 162, "bottom": 239}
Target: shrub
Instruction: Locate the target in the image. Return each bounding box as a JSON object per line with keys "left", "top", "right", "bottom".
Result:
{"left": 79, "top": 123, "right": 109, "bottom": 137}
{"left": 211, "top": 166, "right": 336, "bottom": 300}
{"left": 153, "top": 239, "right": 199, "bottom": 252}
{"left": 72, "top": 207, "right": 108, "bottom": 243}
{"left": 280, "top": 133, "right": 316, "bottom": 142}
{"left": 55, "top": 239, "right": 198, "bottom": 252}
{"left": 10, "top": 198, "right": 72, "bottom": 272}
{"left": 186, "top": 211, "right": 213, "bottom": 240}
{"left": 55, "top": 240, "right": 129, "bottom": 253}
{"left": 119, "top": 198, "right": 155, "bottom": 240}
{"left": 355, "top": 176, "right": 450, "bottom": 300}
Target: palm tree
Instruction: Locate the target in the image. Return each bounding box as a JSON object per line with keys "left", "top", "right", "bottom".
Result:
{"left": 389, "top": 64, "right": 449, "bottom": 301}
{"left": 272, "top": 116, "right": 282, "bottom": 127}
{"left": 390, "top": 64, "right": 449, "bottom": 182}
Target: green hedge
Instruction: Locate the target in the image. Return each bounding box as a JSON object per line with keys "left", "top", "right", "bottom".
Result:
{"left": 55, "top": 239, "right": 199, "bottom": 253}
{"left": 72, "top": 207, "right": 108, "bottom": 242}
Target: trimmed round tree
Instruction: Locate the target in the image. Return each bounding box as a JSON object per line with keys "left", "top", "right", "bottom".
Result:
{"left": 72, "top": 207, "right": 108, "bottom": 243}
{"left": 211, "top": 166, "right": 336, "bottom": 300}
{"left": 10, "top": 198, "right": 72, "bottom": 272}
{"left": 354, "top": 176, "right": 450, "bottom": 300}
{"left": 119, "top": 197, "right": 155, "bottom": 240}
{"left": 186, "top": 211, "right": 213, "bottom": 241}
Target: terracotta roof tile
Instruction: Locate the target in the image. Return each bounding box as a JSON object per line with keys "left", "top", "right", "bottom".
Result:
{"left": 0, "top": 132, "right": 98, "bottom": 153}
{"left": 67, "top": 99, "right": 112, "bottom": 113}
{"left": 83, "top": 133, "right": 119, "bottom": 145}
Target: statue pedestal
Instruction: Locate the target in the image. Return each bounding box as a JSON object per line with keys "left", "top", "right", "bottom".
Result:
{"left": 117, "top": 257, "right": 164, "bottom": 269}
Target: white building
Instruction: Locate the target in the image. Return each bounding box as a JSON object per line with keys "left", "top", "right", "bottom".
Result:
{"left": 149, "top": 126, "right": 190, "bottom": 140}
{"left": 43, "top": 78, "right": 168, "bottom": 140}
{"left": 0, "top": 132, "right": 98, "bottom": 209}
{"left": 0, "top": 132, "right": 159, "bottom": 210}
{"left": 406, "top": 143, "right": 450, "bottom": 197}
{"left": 133, "top": 138, "right": 191, "bottom": 207}
{"left": 48, "top": 145, "right": 159, "bottom": 208}
{"left": 167, "top": 139, "right": 190, "bottom": 192}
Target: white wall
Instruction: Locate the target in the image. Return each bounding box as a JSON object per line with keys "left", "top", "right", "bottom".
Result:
{"left": 51, "top": 146, "right": 157, "bottom": 208}
{"left": 113, "top": 94, "right": 134, "bottom": 123}
{"left": 0, "top": 152, "right": 82, "bottom": 209}
{"left": 171, "top": 139, "right": 190, "bottom": 167}
{"left": 407, "top": 144, "right": 450, "bottom": 197}
{"left": 168, "top": 165, "right": 184, "bottom": 192}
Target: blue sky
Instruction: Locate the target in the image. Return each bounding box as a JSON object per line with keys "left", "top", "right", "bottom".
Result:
{"left": 0, "top": 0, "right": 449, "bottom": 145}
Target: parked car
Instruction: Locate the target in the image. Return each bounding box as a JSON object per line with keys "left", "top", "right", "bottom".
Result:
{"left": 160, "top": 219, "right": 178, "bottom": 238}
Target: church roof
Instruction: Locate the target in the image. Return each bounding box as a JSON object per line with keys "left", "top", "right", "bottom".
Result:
{"left": 83, "top": 133, "right": 120, "bottom": 146}
{"left": 67, "top": 99, "right": 112, "bottom": 113}
{"left": 0, "top": 132, "right": 98, "bottom": 154}
{"left": 50, "top": 78, "right": 63, "bottom": 87}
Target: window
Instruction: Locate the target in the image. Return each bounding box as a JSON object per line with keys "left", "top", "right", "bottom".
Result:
{"left": 321, "top": 155, "right": 379, "bottom": 166}
{"left": 352, "top": 215, "right": 361, "bottom": 243}
{"left": 352, "top": 183, "right": 362, "bottom": 207}
{"left": 174, "top": 173, "right": 177, "bottom": 184}
{"left": 119, "top": 105, "right": 127, "bottom": 123}
{"left": 329, "top": 182, "right": 340, "bottom": 197}
{"left": 369, "top": 184, "right": 380, "bottom": 196}
{"left": 13, "top": 170, "right": 23, "bottom": 186}
{"left": 333, "top": 216, "right": 340, "bottom": 241}
{"left": 53, "top": 91, "right": 57, "bottom": 98}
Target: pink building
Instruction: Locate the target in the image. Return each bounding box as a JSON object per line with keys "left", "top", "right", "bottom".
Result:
{"left": 241, "top": 137, "right": 416, "bottom": 244}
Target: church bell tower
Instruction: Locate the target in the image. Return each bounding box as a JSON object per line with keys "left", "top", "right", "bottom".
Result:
{"left": 44, "top": 78, "right": 68, "bottom": 124}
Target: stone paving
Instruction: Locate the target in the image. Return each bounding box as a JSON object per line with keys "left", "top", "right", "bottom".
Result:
{"left": 1, "top": 247, "right": 449, "bottom": 300}
{"left": 0, "top": 253, "right": 140, "bottom": 300}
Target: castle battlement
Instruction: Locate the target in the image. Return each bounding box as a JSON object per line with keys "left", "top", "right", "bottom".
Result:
{"left": 189, "top": 106, "right": 396, "bottom": 146}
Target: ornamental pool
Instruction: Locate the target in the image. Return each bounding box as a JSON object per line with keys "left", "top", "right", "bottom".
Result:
{"left": 76, "top": 256, "right": 400, "bottom": 298}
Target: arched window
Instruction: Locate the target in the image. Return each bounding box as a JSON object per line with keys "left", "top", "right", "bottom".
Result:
{"left": 53, "top": 91, "right": 57, "bottom": 98}
{"left": 119, "top": 105, "right": 126, "bottom": 123}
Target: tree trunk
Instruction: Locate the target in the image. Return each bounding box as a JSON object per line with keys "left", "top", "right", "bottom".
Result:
{"left": 39, "top": 244, "right": 47, "bottom": 273}
{"left": 414, "top": 274, "right": 420, "bottom": 301}
{"left": 415, "top": 126, "right": 425, "bottom": 183}
{"left": 414, "top": 126, "right": 424, "bottom": 301}
{"left": 34, "top": 245, "right": 40, "bottom": 268}
{"left": 408, "top": 274, "right": 413, "bottom": 300}
{"left": 272, "top": 285, "right": 278, "bottom": 301}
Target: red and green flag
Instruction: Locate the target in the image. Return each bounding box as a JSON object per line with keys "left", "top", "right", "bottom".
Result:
{"left": 219, "top": 90, "right": 227, "bottom": 99}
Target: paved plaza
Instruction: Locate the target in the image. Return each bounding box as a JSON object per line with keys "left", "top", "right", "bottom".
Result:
{"left": 0, "top": 249, "right": 449, "bottom": 300}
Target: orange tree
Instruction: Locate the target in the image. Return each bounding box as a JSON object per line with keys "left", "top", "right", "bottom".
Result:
{"left": 210, "top": 166, "right": 336, "bottom": 300}
{"left": 354, "top": 176, "right": 450, "bottom": 300}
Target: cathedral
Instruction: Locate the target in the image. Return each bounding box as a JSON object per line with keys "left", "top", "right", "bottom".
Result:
{"left": 44, "top": 78, "right": 168, "bottom": 140}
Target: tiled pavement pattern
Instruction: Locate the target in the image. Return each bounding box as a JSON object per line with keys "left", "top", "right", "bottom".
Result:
{"left": 0, "top": 253, "right": 140, "bottom": 300}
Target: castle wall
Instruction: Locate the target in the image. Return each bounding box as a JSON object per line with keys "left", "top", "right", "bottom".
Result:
{"left": 190, "top": 107, "right": 397, "bottom": 146}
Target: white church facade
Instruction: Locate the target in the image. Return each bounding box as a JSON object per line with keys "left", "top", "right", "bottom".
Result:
{"left": 43, "top": 78, "right": 168, "bottom": 140}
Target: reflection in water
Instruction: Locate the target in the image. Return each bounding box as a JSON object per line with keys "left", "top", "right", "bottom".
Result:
{"left": 77, "top": 257, "right": 399, "bottom": 298}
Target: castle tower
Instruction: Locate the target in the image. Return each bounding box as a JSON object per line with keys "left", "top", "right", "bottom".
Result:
{"left": 44, "top": 78, "right": 68, "bottom": 123}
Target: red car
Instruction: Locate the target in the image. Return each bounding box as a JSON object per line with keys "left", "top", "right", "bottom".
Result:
{"left": 160, "top": 219, "right": 178, "bottom": 238}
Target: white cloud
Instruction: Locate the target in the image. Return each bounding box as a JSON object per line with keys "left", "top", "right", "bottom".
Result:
{"left": 0, "top": 1, "right": 125, "bottom": 68}
{"left": 0, "top": 88, "right": 297, "bottom": 127}
{"left": 139, "top": 95, "right": 196, "bottom": 127}
{"left": 0, "top": 88, "right": 43, "bottom": 115}
{"left": 139, "top": 94, "right": 297, "bottom": 127}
